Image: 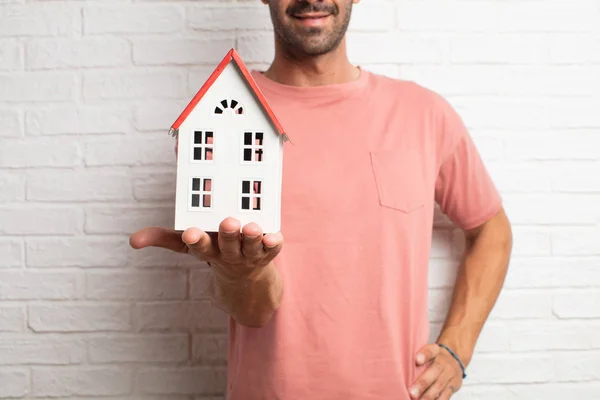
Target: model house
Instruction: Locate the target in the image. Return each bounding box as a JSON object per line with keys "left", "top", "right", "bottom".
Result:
{"left": 168, "top": 48, "right": 289, "bottom": 233}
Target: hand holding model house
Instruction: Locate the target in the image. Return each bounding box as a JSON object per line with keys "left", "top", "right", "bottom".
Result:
{"left": 129, "top": 49, "right": 287, "bottom": 326}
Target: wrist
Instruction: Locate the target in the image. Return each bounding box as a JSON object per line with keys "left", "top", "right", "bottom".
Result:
{"left": 436, "top": 328, "right": 474, "bottom": 367}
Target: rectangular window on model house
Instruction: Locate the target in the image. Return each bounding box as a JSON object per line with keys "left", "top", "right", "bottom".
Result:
{"left": 240, "top": 179, "right": 262, "bottom": 210}
{"left": 242, "top": 132, "right": 264, "bottom": 163}
{"left": 190, "top": 177, "right": 212, "bottom": 209}
{"left": 192, "top": 131, "right": 214, "bottom": 162}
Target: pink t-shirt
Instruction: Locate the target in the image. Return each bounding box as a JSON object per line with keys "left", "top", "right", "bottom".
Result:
{"left": 224, "top": 69, "right": 502, "bottom": 400}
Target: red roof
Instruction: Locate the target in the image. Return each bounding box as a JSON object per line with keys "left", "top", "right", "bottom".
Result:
{"left": 170, "top": 48, "right": 287, "bottom": 138}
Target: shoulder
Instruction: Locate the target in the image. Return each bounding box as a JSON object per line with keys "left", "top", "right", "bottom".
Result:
{"left": 365, "top": 70, "right": 458, "bottom": 119}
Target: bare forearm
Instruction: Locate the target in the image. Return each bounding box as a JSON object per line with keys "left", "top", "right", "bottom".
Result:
{"left": 437, "top": 211, "right": 512, "bottom": 366}
{"left": 207, "top": 262, "right": 283, "bottom": 327}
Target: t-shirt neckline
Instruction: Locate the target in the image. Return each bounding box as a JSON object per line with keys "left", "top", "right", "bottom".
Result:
{"left": 250, "top": 67, "right": 370, "bottom": 100}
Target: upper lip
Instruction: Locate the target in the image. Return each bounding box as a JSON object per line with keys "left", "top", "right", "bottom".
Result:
{"left": 293, "top": 12, "right": 331, "bottom": 18}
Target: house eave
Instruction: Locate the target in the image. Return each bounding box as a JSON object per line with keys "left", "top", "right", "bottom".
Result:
{"left": 169, "top": 127, "right": 178, "bottom": 138}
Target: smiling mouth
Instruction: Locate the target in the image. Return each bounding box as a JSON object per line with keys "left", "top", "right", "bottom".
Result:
{"left": 292, "top": 13, "right": 332, "bottom": 20}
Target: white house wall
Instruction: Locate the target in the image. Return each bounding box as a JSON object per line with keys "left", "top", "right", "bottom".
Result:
{"left": 174, "top": 61, "right": 283, "bottom": 233}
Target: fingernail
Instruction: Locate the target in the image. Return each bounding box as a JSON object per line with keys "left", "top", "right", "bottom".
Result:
{"left": 416, "top": 353, "right": 425, "bottom": 364}
{"left": 410, "top": 387, "right": 419, "bottom": 397}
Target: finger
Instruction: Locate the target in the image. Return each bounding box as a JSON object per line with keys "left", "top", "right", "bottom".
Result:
{"left": 416, "top": 343, "right": 440, "bottom": 366}
{"left": 262, "top": 231, "right": 284, "bottom": 261}
{"left": 129, "top": 227, "right": 188, "bottom": 253}
{"left": 218, "top": 217, "right": 242, "bottom": 262}
{"left": 418, "top": 368, "right": 453, "bottom": 400}
{"left": 241, "top": 222, "right": 265, "bottom": 261}
{"left": 182, "top": 227, "right": 218, "bottom": 260}
{"left": 437, "top": 386, "right": 454, "bottom": 400}
{"left": 409, "top": 362, "right": 443, "bottom": 399}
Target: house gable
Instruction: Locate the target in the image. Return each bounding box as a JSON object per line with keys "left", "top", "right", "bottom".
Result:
{"left": 169, "top": 48, "right": 288, "bottom": 142}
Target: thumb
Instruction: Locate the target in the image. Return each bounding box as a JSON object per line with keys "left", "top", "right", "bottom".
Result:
{"left": 415, "top": 343, "right": 440, "bottom": 366}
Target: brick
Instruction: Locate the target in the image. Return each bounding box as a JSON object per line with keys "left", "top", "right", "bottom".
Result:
{"left": 136, "top": 367, "right": 226, "bottom": 395}
{"left": 26, "top": 237, "right": 130, "bottom": 268}
{"left": 396, "top": 1, "right": 494, "bottom": 32}
{"left": 27, "top": 170, "right": 133, "bottom": 202}
{"left": 0, "top": 305, "right": 24, "bottom": 332}
{"left": 85, "top": 206, "right": 173, "bottom": 235}
{"left": 84, "top": 136, "right": 174, "bottom": 167}
{"left": 505, "top": 131, "right": 600, "bottom": 161}
{"left": 133, "top": 169, "right": 176, "bottom": 201}
{"left": 552, "top": 227, "right": 600, "bottom": 256}
{"left": 452, "top": 97, "right": 551, "bottom": 130}
{"left": 32, "top": 367, "right": 132, "bottom": 397}
{"left": 504, "top": 257, "right": 600, "bottom": 289}
{"left": 467, "top": 353, "right": 553, "bottom": 384}
{"left": 486, "top": 163, "right": 551, "bottom": 193}
{"left": 192, "top": 334, "right": 227, "bottom": 365}
{"left": 0, "top": 72, "right": 77, "bottom": 102}
{"left": 348, "top": 1, "right": 395, "bottom": 31}
{"left": 88, "top": 334, "right": 188, "bottom": 363}
{"left": 86, "top": 270, "right": 187, "bottom": 300}
{"left": 489, "top": 290, "right": 553, "bottom": 320}
{"left": 0, "top": 137, "right": 80, "bottom": 167}
{"left": 0, "top": 108, "right": 22, "bottom": 137}
{"left": 0, "top": 40, "right": 21, "bottom": 71}
{"left": 404, "top": 65, "right": 600, "bottom": 97}
{"left": 84, "top": 5, "right": 184, "bottom": 34}
{"left": 471, "top": 322, "right": 510, "bottom": 353}
{"left": 0, "top": 5, "right": 80, "bottom": 37}
{"left": 0, "top": 207, "right": 82, "bottom": 235}
{"left": 509, "top": 228, "right": 551, "bottom": 256}
{"left": 451, "top": 33, "right": 548, "bottom": 64}
{"left": 347, "top": 32, "right": 444, "bottom": 64}
{"left": 0, "top": 240, "right": 22, "bottom": 268}
{"left": 427, "top": 258, "right": 457, "bottom": 289}
{"left": 132, "top": 37, "right": 235, "bottom": 66}
{"left": 26, "top": 38, "right": 130, "bottom": 70}
{"left": 0, "top": 335, "right": 85, "bottom": 365}
{"left": 497, "top": 66, "right": 600, "bottom": 97}
{"left": 507, "top": 382, "right": 600, "bottom": 398}
{"left": 509, "top": 320, "right": 600, "bottom": 351}
{"left": 400, "top": 65, "right": 503, "bottom": 96}
{"left": 454, "top": 386, "right": 510, "bottom": 400}
{"left": 501, "top": 194, "right": 599, "bottom": 225}
{"left": 0, "top": 271, "right": 79, "bottom": 300}
{"left": 551, "top": 162, "right": 600, "bottom": 193}
{"left": 134, "top": 301, "right": 228, "bottom": 332}
{"left": 427, "top": 288, "right": 452, "bottom": 323}
{"left": 29, "top": 303, "right": 131, "bottom": 332}
{"left": 430, "top": 229, "right": 452, "bottom": 258}
{"left": 0, "top": 369, "right": 28, "bottom": 398}
{"left": 554, "top": 351, "right": 600, "bottom": 381}
{"left": 187, "top": 4, "right": 272, "bottom": 31}
{"left": 549, "top": 34, "right": 600, "bottom": 64}
{"left": 84, "top": 70, "right": 185, "bottom": 100}
{"left": 547, "top": 97, "right": 600, "bottom": 129}
{"left": 133, "top": 100, "right": 187, "bottom": 132}
{"left": 396, "top": 1, "right": 599, "bottom": 33}
{"left": 26, "top": 106, "right": 131, "bottom": 135}
{"left": 0, "top": 171, "right": 24, "bottom": 202}
{"left": 553, "top": 291, "right": 600, "bottom": 318}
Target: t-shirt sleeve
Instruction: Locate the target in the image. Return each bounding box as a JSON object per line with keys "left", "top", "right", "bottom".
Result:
{"left": 434, "top": 98, "right": 503, "bottom": 231}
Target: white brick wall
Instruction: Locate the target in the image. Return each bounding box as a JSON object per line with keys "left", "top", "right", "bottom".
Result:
{"left": 0, "top": 1, "right": 598, "bottom": 399}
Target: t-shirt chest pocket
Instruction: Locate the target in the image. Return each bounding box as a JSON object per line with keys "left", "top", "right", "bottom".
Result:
{"left": 369, "top": 149, "right": 426, "bottom": 213}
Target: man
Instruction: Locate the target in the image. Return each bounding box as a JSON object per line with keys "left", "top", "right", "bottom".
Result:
{"left": 130, "top": 0, "right": 513, "bottom": 399}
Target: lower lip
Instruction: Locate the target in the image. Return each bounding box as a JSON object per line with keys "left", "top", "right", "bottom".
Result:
{"left": 293, "top": 15, "right": 331, "bottom": 27}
